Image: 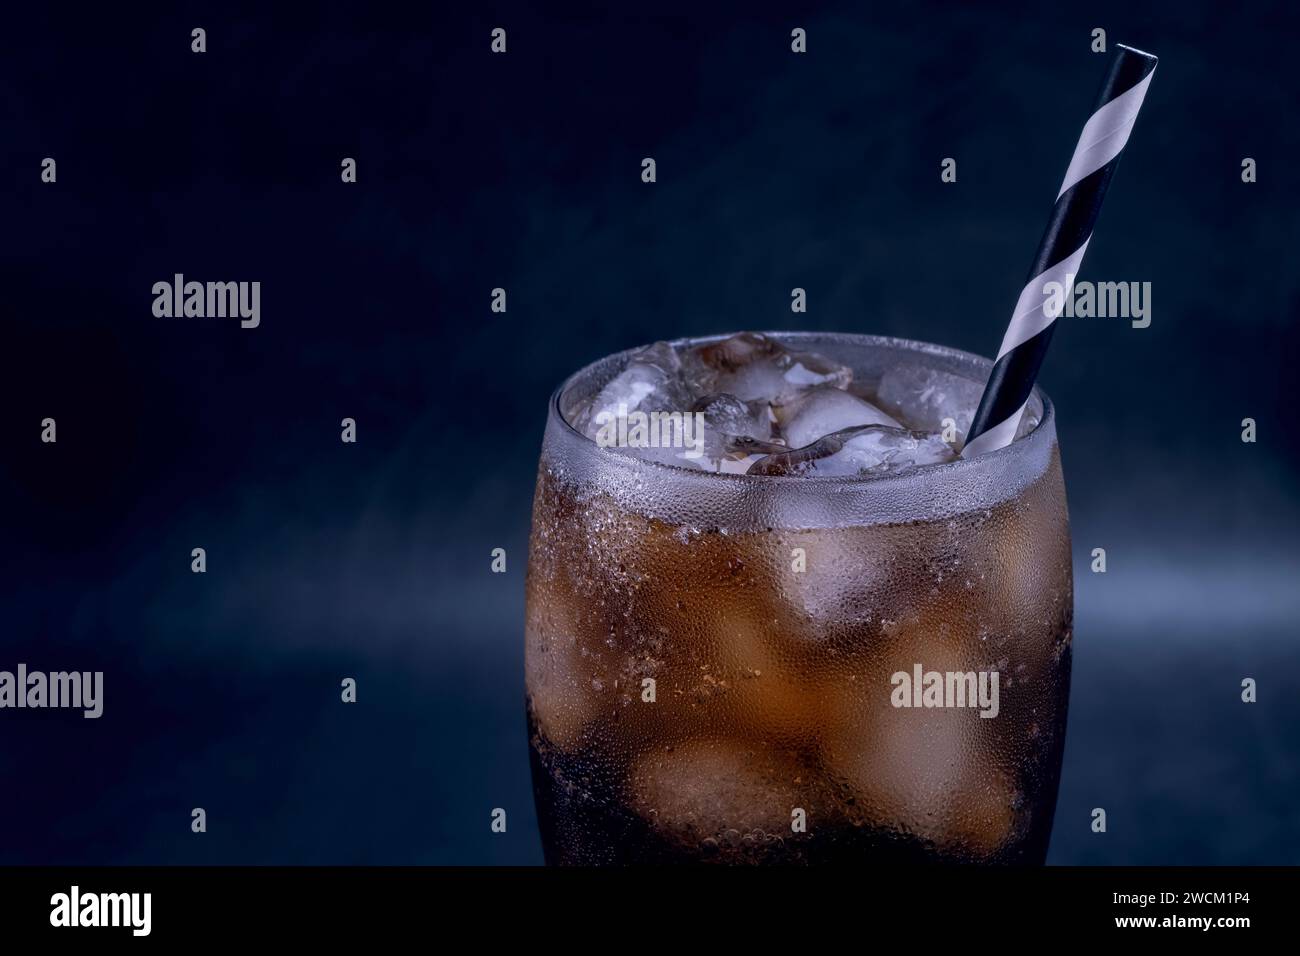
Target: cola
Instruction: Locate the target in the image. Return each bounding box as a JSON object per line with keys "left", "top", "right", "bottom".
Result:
{"left": 525, "top": 333, "right": 1072, "bottom": 864}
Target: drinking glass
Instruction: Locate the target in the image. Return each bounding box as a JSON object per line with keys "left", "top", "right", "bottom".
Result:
{"left": 525, "top": 332, "right": 1072, "bottom": 865}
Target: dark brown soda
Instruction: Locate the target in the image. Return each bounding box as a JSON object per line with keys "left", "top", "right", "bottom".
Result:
{"left": 525, "top": 448, "right": 1072, "bottom": 865}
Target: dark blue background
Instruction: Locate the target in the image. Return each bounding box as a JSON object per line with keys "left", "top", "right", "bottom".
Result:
{"left": 1, "top": 1, "right": 1296, "bottom": 864}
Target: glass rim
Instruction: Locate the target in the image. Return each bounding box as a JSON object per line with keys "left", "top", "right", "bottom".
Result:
{"left": 548, "top": 330, "right": 1054, "bottom": 486}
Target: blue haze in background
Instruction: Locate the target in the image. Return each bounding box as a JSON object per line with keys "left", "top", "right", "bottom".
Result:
{"left": 0, "top": 1, "right": 1297, "bottom": 864}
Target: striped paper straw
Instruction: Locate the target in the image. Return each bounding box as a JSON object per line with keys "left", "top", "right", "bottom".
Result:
{"left": 962, "top": 44, "right": 1157, "bottom": 458}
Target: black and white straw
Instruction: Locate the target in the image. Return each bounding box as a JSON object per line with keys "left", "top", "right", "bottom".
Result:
{"left": 962, "top": 44, "right": 1157, "bottom": 458}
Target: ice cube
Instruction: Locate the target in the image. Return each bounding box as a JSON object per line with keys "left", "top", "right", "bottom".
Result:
{"left": 525, "top": 591, "right": 615, "bottom": 750}
{"left": 876, "top": 364, "right": 983, "bottom": 437}
{"left": 715, "top": 454, "right": 763, "bottom": 475}
{"left": 816, "top": 617, "right": 1019, "bottom": 857}
{"left": 684, "top": 393, "right": 777, "bottom": 469}
{"left": 776, "top": 386, "right": 900, "bottom": 449}
{"left": 774, "top": 524, "right": 914, "bottom": 630}
{"left": 629, "top": 740, "right": 828, "bottom": 852}
{"left": 572, "top": 341, "right": 691, "bottom": 440}
{"left": 821, "top": 697, "right": 1019, "bottom": 857}
{"left": 749, "top": 425, "right": 957, "bottom": 477}
{"left": 694, "top": 393, "right": 773, "bottom": 443}
{"left": 685, "top": 332, "right": 852, "bottom": 404}
{"left": 1014, "top": 406, "right": 1041, "bottom": 439}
